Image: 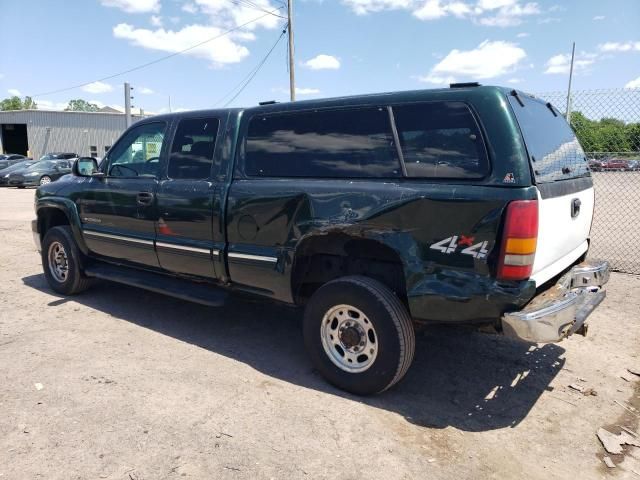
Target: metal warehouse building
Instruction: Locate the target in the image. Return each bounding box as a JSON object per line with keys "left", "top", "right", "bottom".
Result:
{"left": 0, "top": 110, "right": 144, "bottom": 160}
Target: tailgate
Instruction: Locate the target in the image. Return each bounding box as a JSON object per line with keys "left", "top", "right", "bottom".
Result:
{"left": 507, "top": 91, "right": 594, "bottom": 286}
{"left": 532, "top": 182, "right": 594, "bottom": 285}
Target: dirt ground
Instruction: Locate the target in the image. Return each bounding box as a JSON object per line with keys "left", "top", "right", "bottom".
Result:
{"left": 1, "top": 187, "right": 639, "bottom": 480}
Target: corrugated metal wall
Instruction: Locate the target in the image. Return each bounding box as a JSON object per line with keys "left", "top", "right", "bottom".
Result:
{"left": 0, "top": 110, "right": 143, "bottom": 160}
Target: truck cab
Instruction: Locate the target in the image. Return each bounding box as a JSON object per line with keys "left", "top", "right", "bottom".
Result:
{"left": 32, "top": 85, "right": 609, "bottom": 395}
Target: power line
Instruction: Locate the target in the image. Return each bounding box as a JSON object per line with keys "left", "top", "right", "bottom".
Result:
{"left": 29, "top": 9, "right": 284, "bottom": 98}
{"left": 224, "top": 0, "right": 286, "bottom": 18}
{"left": 215, "top": 25, "right": 287, "bottom": 107}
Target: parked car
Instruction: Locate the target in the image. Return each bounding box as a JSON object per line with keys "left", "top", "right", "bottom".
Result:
{"left": 626, "top": 159, "right": 640, "bottom": 171}
{"left": 588, "top": 159, "right": 604, "bottom": 172}
{"left": 0, "top": 160, "right": 37, "bottom": 186}
{"left": 8, "top": 159, "right": 73, "bottom": 187}
{"left": 32, "top": 85, "right": 609, "bottom": 395}
{"left": 39, "top": 152, "right": 78, "bottom": 161}
{"left": 601, "top": 158, "right": 628, "bottom": 171}
{"left": 0, "top": 154, "right": 27, "bottom": 170}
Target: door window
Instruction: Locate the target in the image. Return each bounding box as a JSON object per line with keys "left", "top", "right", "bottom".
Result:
{"left": 245, "top": 107, "right": 401, "bottom": 178}
{"left": 168, "top": 117, "right": 220, "bottom": 179}
{"left": 106, "top": 122, "right": 166, "bottom": 178}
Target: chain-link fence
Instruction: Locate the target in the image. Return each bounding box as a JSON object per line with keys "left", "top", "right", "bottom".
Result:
{"left": 536, "top": 88, "right": 640, "bottom": 275}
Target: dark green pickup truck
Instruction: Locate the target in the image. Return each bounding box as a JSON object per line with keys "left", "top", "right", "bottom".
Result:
{"left": 33, "top": 85, "right": 609, "bottom": 395}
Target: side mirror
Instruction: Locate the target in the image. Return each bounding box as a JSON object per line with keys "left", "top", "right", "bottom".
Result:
{"left": 73, "top": 157, "right": 99, "bottom": 177}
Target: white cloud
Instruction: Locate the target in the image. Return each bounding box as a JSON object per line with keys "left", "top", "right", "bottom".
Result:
{"left": 7, "top": 88, "right": 21, "bottom": 96}
{"left": 296, "top": 87, "right": 321, "bottom": 95}
{"left": 138, "top": 86, "right": 154, "bottom": 94}
{"left": 625, "top": 76, "right": 640, "bottom": 89}
{"left": 150, "top": 15, "right": 163, "bottom": 27}
{"left": 516, "top": 32, "right": 529, "bottom": 37}
{"left": 100, "top": 0, "right": 160, "bottom": 13}
{"left": 82, "top": 81, "right": 114, "bottom": 94}
{"left": 113, "top": 23, "right": 251, "bottom": 66}
{"left": 420, "top": 40, "right": 526, "bottom": 84}
{"left": 507, "top": 77, "right": 522, "bottom": 83}
{"left": 478, "top": 2, "right": 540, "bottom": 26}
{"left": 342, "top": 0, "right": 541, "bottom": 26}
{"left": 593, "top": 15, "right": 605, "bottom": 21}
{"left": 182, "top": 2, "right": 198, "bottom": 13}
{"left": 598, "top": 41, "right": 640, "bottom": 52}
{"left": 302, "top": 54, "right": 341, "bottom": 70}
{"left": 0, "top": 73, "right": 5, "bottom": 80}
{"left": 544, "top": 52, "right": 596, "bottom": 75}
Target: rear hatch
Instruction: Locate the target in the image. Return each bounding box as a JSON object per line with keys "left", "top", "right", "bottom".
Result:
{"left": 508, "top": 92, "right": 594, "bottom": 286}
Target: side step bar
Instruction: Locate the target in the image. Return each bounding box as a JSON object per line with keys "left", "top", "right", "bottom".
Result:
{"left": 84, "top": 262, "right": 227, "bottom": 307}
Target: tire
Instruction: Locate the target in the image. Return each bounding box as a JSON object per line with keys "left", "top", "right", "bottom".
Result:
{"left": 41, "top": 226, "right": 92, "bottom": 295}
{"left": 39, "top": 176, "right": 52, "bottom": 186}
{"left": 303, "top": 275, "right": 415, "bottom": 395}
{"left": 17, "top": 186, "right": 25, "bottom": 189}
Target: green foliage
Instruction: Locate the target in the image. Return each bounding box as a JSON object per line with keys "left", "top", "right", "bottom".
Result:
{"left": 0, "top": 96, "right": 37, "bottom": 111}
{"left": 65, "top": 99, "right": 100, "bottom": 112}
{"left": 570, "top": 111, "right": 639, "bottom": 154}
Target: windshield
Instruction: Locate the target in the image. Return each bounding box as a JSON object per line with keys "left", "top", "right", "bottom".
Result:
{"left": 2, "top": 161, "right": 35, "bottom": 173}
{"left": 0, "top": 155, "right": 8, "bottom": 160}
{"left": 27, "top": 160, "right": 56, "bottom": 170}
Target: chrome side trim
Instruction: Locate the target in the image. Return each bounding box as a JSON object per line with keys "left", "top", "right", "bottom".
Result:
{"left": 83, "top": 229, "right": 154, "bottom": 246}
{"left": 228, "top": 252, "right": 278, "bottom": 263}
{"left": 155, "top": 241, "right": 211, "bottom": 255}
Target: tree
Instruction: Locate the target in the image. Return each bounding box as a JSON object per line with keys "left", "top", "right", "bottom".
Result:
{"left": 65, "top": 99, "right": 99, "bottom": 112}
{"left": 570, "top": 111, "right": 639, "bottom": 155}
{"left": 0, "top": 95, "right": 37, "bottom": 111}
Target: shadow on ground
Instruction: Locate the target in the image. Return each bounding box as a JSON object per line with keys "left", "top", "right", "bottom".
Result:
{"left": 23, "top": 273, "right": 566, "bottom": 432}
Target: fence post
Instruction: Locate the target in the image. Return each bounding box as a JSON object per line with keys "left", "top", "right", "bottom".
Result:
{"left": 566, "top": 42, "right": 575, "bottom": 123}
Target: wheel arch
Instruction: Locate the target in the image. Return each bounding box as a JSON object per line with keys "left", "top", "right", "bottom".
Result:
{"left": 291, "top": 229, "right": 419, "bottom": 307}
{"left": 36, "top": 198, "right": 88, "bottom": 254}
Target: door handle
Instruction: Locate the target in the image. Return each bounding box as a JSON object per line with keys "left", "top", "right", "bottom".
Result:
{"left": 137, "top": 191, "right": 154, "bottom": 206}
{"left": 571, "top": 198, "right": 581, "bottom": 218}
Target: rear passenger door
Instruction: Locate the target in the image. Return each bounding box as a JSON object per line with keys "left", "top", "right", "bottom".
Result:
{"left": 155, "top": 115, "right": 226, "bottom": 280}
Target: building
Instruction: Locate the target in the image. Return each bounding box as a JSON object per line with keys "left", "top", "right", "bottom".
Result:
{"left": 0, "top": 109, "right": 145, "bottom": 160}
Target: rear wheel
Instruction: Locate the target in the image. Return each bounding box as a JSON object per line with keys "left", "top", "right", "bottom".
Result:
{"left": 39, "top": 176, "right": 52, "bottom": 185}
{"left": 303, "top": 276, "right": 415, "bottom": 395}
{"left": 42, "top": 226, "right": 92, "bottom": 295}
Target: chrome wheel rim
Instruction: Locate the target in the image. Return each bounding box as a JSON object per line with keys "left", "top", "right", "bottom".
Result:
{"left": 48, "top": 241, "right": 69, "bottom": 283}
{"left": 320, "top": 304, "right": 378, "bottom": 373}
{"left": 40, "top": 176, "right": 51, "bottom": 185}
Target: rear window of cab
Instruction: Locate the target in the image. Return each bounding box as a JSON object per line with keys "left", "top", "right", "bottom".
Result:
{"left": 243, "top": 101, "right": 489, "bottom": 180}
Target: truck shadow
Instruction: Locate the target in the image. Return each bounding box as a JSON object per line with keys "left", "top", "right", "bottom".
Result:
{"left": 23, "top": 274, "right": 566, "bottom": 433}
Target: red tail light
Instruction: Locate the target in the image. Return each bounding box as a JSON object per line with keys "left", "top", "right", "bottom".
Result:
{"left": 497, "top": 200, "right": 538, "bottom": 281}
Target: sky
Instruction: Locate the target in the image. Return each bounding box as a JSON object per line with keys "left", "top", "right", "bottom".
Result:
{"left": 0, "top": 0, "right": 639, "bottom": 113}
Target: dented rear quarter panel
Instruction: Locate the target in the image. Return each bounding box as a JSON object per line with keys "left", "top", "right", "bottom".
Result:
{"left": 226, "top": 87, "right": 539, "bottom": 322}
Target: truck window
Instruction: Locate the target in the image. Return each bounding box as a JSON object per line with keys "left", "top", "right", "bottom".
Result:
{"left": 107, "top": 122, "right": 166, "bottom": 177}
{"left": 245, "top": 107, "right": 401, "bottom": 178}
{"left": 168, "top": 118, "right": 219, "bottom": 180}
{"left": 392, "top": 102, "right": 488, "bottom": 179}
{"left": 508, "top": 93, "right": 590, "bottom": 183}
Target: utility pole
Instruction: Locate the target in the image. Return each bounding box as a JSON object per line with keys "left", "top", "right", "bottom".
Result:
{"left": 287, "top": 0, "right": 295, "bottom": 102}
{"left": 124, "top": 82, "right": 133, "bottom": 128}
{"left": 566, "top": 42, "right": 575, "bottom": 123}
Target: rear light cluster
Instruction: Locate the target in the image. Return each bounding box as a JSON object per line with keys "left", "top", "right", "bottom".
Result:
{"left": 497, "top": 200, "right": 539, "bottom": 281}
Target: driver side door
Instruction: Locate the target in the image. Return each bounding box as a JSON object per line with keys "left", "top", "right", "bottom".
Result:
{"left": 79, "top": 121, "right": 168, "bottom": 268}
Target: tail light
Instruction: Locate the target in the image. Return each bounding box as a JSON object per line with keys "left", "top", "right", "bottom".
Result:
{"left": 497, "top": 200, "right": 538, "bottom": 281}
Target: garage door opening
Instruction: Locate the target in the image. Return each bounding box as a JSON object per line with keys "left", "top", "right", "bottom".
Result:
{"left": 1, "top": 124, "right": 29, "bottom": 156}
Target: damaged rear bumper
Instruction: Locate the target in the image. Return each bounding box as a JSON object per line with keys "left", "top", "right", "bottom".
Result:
{"left": 501, "top": 260, "right": 610, "bottom": 343}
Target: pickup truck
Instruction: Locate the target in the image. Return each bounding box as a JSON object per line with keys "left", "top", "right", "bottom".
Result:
{"left": 32, "top": 85, "right": 609, "bottom": 395}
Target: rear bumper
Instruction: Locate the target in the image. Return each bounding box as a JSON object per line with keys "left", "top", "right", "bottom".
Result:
{"left": 501, "top": 260, "right": 609, "bottom": 343}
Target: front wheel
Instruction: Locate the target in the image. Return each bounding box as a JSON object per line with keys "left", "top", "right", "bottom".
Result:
{"left": 303, "top": 276, "right": 415, "bottom": 395}
{"left": 39, "top": 176, "right": 52, "bottom": 185}
{"left": 41, "top": 226, "right": 92, "bottom": 295}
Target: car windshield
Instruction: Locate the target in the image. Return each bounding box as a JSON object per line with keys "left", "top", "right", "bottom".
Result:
{"left": 27, "top": 160, "right": 56, "bottom": 171}
{"left": 0, "top": 155, "right": 8, "bottom": 160}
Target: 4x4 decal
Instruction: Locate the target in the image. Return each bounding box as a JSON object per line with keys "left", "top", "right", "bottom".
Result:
{"left": 430, "top": 235, "right": 489, "bottom": 259}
